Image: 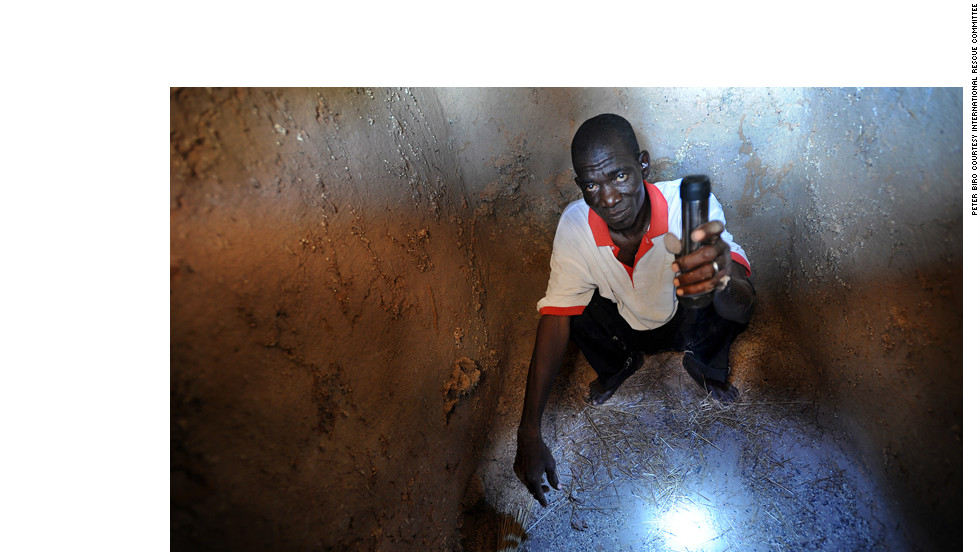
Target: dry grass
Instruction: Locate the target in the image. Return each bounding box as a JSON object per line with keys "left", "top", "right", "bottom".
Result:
{"left": 500, "top": 351, "right": 857, "bottom": 549}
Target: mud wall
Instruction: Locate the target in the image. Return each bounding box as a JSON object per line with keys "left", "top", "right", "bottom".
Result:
{"left": 171, "top": 88, "right": 504, "bottom": 550}
{"left": 170, "top": 87, "right": 961, "bottom": 550}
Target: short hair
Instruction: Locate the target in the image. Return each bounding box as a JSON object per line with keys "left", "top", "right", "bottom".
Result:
{"left": 571, "top": 114, "right": 641, "bottom": 162}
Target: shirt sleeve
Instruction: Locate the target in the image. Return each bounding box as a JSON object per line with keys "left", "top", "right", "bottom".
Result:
{"left": 708, "top": 193, "right": 751, "bottom": 275}
{"left": 536, "top": 212, "right": 596, "bottom": 315}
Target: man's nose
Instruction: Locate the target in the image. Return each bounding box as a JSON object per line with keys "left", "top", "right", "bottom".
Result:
{"left": 600, "top": 185, "right": 621, "bottom": 208}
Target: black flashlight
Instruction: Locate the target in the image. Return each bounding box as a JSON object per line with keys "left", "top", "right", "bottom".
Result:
{"left": 679, "top": 175, "right": 713, "bottom": 309}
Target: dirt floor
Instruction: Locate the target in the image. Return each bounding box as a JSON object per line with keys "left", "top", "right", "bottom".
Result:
{"left": 468, "top": 351, "right": 910, "bottom": 552}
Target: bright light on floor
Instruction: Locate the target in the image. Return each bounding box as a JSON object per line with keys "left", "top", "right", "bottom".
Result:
{"left": 655, "top": 504, "right": 718, "bottom": 550}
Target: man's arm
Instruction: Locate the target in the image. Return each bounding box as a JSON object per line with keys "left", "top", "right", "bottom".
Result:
{"left": 514, "top": 314, "right": 570, "bottom": 506}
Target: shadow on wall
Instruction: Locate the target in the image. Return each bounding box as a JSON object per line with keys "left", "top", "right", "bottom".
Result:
{"left": 774, "top": 88, "right": 962, "bottom": 550}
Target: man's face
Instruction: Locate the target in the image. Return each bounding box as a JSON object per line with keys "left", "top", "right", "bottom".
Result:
{"left": 573, "top": 138, "right": 651, "bottom": 232}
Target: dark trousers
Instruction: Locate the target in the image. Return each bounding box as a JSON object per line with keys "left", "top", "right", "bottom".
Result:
{"left": 569, "top": 293, "right": 748, "bottom": 385}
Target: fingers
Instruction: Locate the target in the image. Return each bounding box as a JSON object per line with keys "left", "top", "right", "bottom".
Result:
{"left": 514, "top": 461, "right": 550, "bottom": 507}
{"left": 526, "top": 459, "right": 562, "bottom": 507}
{"left": 529, "top": 477, "right": 548, "bottom": 507}
{"left": 674, "top": 260, "right": 724, "bottom": 288}
{"left": 676, "top": 273, "right": 721, "bottom": 296}
{"left": 672, "top": 239, "right": 730, "bottom": 274}
{"left": 690, "top": 220, "right": 725, "bottom": 243}
{"left": 667, "top": 222, "right": 722, "bottom": 260}
{"left": 545, "top": 462, "right": 562, "bottom": 492}
{"left": 676, "top": 262, "right": 730, "bottom": 296}
{"left": 672, "top": 239, "right": 732, "bottom": 297}
{"left": 514, "top": 434, "right": 563, "bottom": 507}
{"left": 514, "top": 462, "right": 547, "bottom": 506}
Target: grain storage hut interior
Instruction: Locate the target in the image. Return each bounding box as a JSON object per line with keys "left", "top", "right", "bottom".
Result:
{"left": 170, "top": 87, "right": 962, "bottom": 551}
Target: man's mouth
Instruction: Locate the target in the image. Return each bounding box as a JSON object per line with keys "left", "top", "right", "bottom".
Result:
{"left": 606, "top": 205, "right": 630, "bottom": 219}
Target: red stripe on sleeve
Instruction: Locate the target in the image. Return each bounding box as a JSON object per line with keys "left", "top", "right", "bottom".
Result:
{"left": 539, "top": 305, "right": 587, "bottom": 316}
{"left": 731, "top": 252, "right": 751, "bottom": 276}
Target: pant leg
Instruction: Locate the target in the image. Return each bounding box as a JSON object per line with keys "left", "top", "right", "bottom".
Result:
{"left": 663, "top": 303, "right": 749, "bottom": 382}
{"left": 570, "top": 293, "right": 749, "bottom": 384}
{"left": 569, "top": 293, "right": 642, "bottom": 385}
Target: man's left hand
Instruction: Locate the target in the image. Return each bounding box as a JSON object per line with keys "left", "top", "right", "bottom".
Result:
{"left": 664, "top": 220, "right": 732, "bottom": 298}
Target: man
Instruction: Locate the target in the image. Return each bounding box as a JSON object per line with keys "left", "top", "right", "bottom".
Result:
{"left": 513, "top": 114, "right": 755, "bottom": 507}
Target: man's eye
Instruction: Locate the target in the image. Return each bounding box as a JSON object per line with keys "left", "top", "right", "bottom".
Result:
{"left": 585, "top": 183, "right": 599, "bottom": 192}
{"left": 615, "top": 172, "right": 627, "bottom": 182}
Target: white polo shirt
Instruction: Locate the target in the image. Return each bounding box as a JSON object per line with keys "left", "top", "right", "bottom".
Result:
{"left": 537, "top": 179, "right": 750, "bottom": 331}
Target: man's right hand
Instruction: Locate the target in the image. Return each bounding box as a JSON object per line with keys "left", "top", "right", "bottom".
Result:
{"left": 513, "top": 430, "right": 562, "bottom": 507}
{"left": 514, "top": 315, "right": 570, "bottom": 507}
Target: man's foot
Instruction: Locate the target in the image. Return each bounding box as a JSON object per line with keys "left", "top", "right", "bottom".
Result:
{"left": 682, "top": 354, "right": 739, "bottom": 403}
{"left": 587, "top": 353, "right": 644, "bottom": 405}
{"left": 587, "top": 379, "right": 619, "bottom": 405}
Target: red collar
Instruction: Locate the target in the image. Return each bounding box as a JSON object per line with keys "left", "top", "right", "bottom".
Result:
{"left": 587, "top": 181, "right": 669, "bottom": 247}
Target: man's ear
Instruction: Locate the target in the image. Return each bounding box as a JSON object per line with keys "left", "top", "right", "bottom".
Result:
{"left": 638, "top": 150, "right": 650, "bottom": 180}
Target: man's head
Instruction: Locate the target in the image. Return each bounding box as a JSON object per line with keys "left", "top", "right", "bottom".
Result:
{"left": 571, "top": 114, "right": 651, "bottom": 232}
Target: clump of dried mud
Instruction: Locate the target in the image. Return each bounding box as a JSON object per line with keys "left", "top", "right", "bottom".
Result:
{"left": 445, "top": 357, "right": 482, "bottom": 421}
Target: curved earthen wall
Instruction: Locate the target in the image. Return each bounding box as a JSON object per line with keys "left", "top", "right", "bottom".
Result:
{"left": 170, "top": 87, "right": 961, "bottom": 550}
